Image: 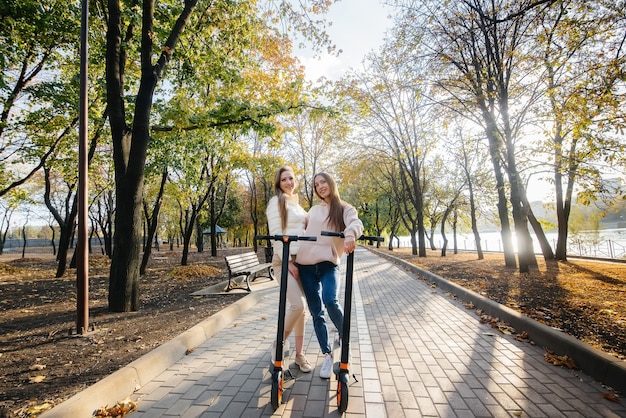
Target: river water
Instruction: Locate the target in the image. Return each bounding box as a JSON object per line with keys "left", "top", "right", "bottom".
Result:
{"left": 397, "top": 228, "right": 626, "bottom": 260}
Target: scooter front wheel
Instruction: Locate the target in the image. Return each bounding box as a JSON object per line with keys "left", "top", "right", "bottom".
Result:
{"left": 337, "top": 372, "right": 349, "bottom": 413}
{"left": 271, "top": 369, "right": 283, "bottom": 410}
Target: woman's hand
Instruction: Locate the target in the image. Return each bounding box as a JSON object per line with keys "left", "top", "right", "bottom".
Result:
{"left": 344, "top": 236, "right": 356, "bottom": 254}
{"left": 288, "top": 260, "right": 300, "bottom": 279}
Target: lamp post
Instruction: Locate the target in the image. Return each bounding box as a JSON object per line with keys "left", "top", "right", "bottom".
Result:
{"left": 77, "top": 0, "right": 89, "bottom": 334}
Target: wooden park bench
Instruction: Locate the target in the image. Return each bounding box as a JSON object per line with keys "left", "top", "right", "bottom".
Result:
{"left": 224, "top": 252, "right": 275, "bottom": 292}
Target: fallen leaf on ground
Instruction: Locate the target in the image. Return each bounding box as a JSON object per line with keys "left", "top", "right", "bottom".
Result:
{"left": 544, "top": 349, "right": 577, "bottom": 369}
{"left": 601, "top": 392, "right": 621, "bottom": 403}
{"left": 26, "top": 402, "right": 54, "bottom": 414}
{"left": 515, "top": 331, "right": 530, "bottom": 342}
{"left": 94, "top": 398, "right": 137, "bottom": 417}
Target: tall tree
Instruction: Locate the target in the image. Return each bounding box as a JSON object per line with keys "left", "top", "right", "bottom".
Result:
{"left": 104, "top": 0, "right": 336, "bottom": 311}
{"left": 532, "top": 0, "right": 626, "bottom": 260}
{"left": 343, "top": 47, "right": 436, "bottom": 256}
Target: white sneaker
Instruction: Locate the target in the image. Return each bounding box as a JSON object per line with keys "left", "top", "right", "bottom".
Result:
{"left": 319, "top": 353, "right": 333, "bottom": 379}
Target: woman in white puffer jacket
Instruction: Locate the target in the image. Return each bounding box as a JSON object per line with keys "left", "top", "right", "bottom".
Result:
{"left": 265, "top": 166, "right": 312, "bottom": 373}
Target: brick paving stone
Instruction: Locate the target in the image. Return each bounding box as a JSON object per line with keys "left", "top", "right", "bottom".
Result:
{"left": 463, "top": 396, "right": 492, "bottom": 416}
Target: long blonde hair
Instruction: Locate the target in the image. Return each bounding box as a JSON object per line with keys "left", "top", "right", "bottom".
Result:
{"left": 313, "top": 172, "right": 346, "bottom": 231}
{"left": 273, "top": 166, "right": 298, "bottom": 231}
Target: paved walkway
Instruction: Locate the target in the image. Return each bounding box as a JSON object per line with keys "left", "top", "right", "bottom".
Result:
{"left": 119, "top": 249, "right": 624, "bottom": 418}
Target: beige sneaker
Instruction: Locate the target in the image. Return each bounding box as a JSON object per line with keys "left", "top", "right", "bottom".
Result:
{"left": 295, "top": 353, "right": 312, "bottom": 373}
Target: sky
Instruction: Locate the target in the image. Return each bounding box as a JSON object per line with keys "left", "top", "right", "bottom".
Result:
{"left": 295, "top": 0, "right": 394, "bottom": 82}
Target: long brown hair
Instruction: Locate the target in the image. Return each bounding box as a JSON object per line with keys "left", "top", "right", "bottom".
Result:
{"left": 274, "top": 166, "right": 298, "bottom": 231}
{"left": 313, "top": 172, "right": 346, "bottom": 231}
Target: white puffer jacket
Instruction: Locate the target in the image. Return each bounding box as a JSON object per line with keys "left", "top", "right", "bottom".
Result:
{"left": 265, "top": 195, "right": 307, "bottom": 262}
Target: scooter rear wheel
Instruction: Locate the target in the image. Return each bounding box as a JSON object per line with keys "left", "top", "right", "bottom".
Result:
{"left": 271, "top": 369, "right": 283, "bottom": 410}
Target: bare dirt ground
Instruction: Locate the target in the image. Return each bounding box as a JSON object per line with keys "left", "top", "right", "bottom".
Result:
{"left": 1, "top": 246, "right": 625, "bottom": 417}
{"left": 0, "top": 248, "right": 249, "bottom": 417}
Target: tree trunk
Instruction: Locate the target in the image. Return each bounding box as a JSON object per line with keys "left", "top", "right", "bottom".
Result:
{"left": 196, "top": 219, "right": 204, "bottom": 253}
{"left": 428, "top": 224, "right": 437, "bottom": 250}
{"left": 440, "top": 216, "right": 449, "bottom": 257}
{"left": 55, "top": 225, "right": 74, "bottom": 276}
{"left": 180, "top": 206, "right": 198, "bottom": 266}
{"left": 505, "top": 121, "right": 537, "bottom": 273}
{"left": 525, "top": 203, "right": 555, "bottom": 261}
{"left": 487, "top": 137, "right": 516, "bottom": 267}
{"left": 21, "top": 225, "right": 26, "bottom": 258}
{"left": 452, "top": 210, "right": 458, "bottom": 255}
{"left": 140, "top": 169, "right": 167, "bottom": 275}
{"left": 388, "top": 231, "right": 395, "bottom": 251}
{"left": 510, "top": 189, "right": 532, "bottom": 273}
{"left": 49, "top": 226, "right": 57, "bottom": 255}
{"left": 109, "top": 181, "right": 142, "bottom": 311}
{"left": 104, "top": 198, "right": 113, "bottom": 257}
{"left": 463, "top": 156, "right": 483, "bottom": 260}
{"left": 43, "top": 166, "right": 79, "bottom": 278}
{"left": 410, "top": 227, "right": 418, "bottom": 255}
{"left": 554, "top": 150, "right": 576, "bottom": 261}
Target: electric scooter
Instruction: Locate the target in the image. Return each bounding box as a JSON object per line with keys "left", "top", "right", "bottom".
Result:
{"left": 321, "top": 231, "right": 384, "bottom": 414}
{"left": 255, "top": 234, "right": 316, "bottom": 411}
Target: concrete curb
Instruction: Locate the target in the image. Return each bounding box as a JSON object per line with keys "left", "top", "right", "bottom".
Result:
{"left": 370, "top": 248, "right": 626, "bottom": 395}
{"left": 191, "top": 276, "right": 277, "bottom": 296}
{"left": 42, "top": 287, "right": 274, "bottom": 418}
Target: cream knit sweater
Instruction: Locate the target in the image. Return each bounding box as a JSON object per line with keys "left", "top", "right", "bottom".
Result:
{"left": 295, "top": 201, "right": 363, "bottom": 266}
{"left": 265, "top": 195, "right": 307, "bottom": 262}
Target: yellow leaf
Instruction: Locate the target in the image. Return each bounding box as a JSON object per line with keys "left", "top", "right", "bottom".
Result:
{"left": 29, "top": 375, "right": 46, "bottom": 383}
{"left": 94, "top": 398, "right": 137, "bottom": 417}
{"left": 27, "top": 403, "right": 54, "bottom": 414}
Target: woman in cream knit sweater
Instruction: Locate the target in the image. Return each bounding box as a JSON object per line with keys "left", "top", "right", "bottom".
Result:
{"left": 295, "top": 172, "right": 363, "bottom": 379}
{"left": 265, "top": 166, "right": 311, "bottom": 373}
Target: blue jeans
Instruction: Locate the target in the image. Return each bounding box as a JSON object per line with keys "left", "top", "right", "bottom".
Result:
{"left": 298, "top": 261, "right": 343, "bottom": 354}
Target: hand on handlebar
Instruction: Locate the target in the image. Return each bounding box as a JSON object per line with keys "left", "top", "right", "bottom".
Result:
{"left": 320, "top": 231, "right": 384, "bottom": 253}
{"left": 344, "top": 236, "right": 356, "bottom": 254}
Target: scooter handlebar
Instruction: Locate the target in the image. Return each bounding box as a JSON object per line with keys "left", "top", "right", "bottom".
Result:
{"left": 362, "top": 235, "right": 385, "bottom": 242}
{"left": 255, "top": 234, "right": 317, "bottom": 242}
{"left": 321, "top": 231, "right": 385, "bottom": 242}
